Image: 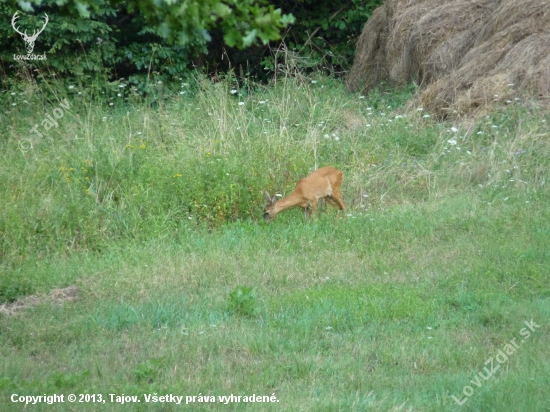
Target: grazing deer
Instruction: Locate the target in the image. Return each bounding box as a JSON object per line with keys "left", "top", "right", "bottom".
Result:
{"left": 264, "top": 166, "right": 345, "bottom": 221}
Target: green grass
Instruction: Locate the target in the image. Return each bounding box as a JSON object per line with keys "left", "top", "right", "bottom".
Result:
{"left": 0, "top": 74, "right": 549, "bottom": 411}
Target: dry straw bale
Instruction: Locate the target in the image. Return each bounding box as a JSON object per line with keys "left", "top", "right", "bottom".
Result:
{"left": 346, "top": 0, "right": 550, "bottom": 119}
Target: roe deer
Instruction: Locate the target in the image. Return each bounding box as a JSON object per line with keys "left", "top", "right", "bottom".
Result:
{"left": 263, "top": 166, "right": 345, "bottom": 221}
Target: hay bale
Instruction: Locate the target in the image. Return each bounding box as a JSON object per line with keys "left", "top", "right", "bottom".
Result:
{"left": 345, "top": 5, "right": 391, "bottom": 91}
{"left": 346, "top": 0, "right": 550, "bottom": 119}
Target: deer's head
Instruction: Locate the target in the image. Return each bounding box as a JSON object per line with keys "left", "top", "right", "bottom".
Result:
{"left": 12, "top": 12, "right": 49, "bottom": 54}
{"left": 263, "top": 191, "right": 278, "bottom": 222}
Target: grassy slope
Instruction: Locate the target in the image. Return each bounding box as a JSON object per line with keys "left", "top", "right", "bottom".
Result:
{"left": 0, "top": 76, "right": 549, "bottom": 411}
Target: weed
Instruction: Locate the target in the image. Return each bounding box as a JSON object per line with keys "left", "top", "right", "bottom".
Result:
{"left": 227, "top": 286, "right": 258, "bottom": 318}
{"left": 134, "top": 358, "right": 166, "bottom": 384}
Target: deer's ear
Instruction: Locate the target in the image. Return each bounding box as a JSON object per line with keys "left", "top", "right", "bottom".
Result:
{"left": 264, "top": 191, "right": 272, "bottom": 203}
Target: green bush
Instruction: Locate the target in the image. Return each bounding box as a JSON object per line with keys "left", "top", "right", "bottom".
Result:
{"left": 0, "top": 1, "right": 205, "bottom": 97}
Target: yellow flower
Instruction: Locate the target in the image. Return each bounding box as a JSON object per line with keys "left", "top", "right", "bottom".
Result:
{"left": 139, "top": 144, "right": 146, "bottom": 149}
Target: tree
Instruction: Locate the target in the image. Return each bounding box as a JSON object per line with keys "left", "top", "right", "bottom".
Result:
{"left": 13, "top": 0, "right": 294, "bottom": 48}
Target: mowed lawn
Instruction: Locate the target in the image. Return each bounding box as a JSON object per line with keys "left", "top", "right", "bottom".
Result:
{"left": 1, "top": 77, "right": 549, "bottom": 411}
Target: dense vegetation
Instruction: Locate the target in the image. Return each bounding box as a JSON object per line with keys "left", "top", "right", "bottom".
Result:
{"left": 1, "top": 0, "right": 382, "bottom": 93}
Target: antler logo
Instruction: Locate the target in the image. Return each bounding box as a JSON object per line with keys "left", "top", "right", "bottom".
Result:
{"left": 12, "top": 11, "right": 49, "bottom": 54}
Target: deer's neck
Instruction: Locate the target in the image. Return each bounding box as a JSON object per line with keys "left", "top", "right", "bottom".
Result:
{"left": 273, "top": 191, "right": 306, "bottom": 216}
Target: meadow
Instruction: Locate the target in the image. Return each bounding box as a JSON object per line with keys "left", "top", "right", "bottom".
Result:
{"left": 1, "top": 74, "right": 549, "bottom": 411}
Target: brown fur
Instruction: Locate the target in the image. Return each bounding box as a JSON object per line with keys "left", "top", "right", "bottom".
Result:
{"left": 264, "top": 167, "right": 345, "bottom": 221}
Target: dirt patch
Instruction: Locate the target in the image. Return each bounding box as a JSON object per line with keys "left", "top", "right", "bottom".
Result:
{"left": 0, "top": 285, "right": 79, "bottom": 316}
{"left": 346, "top": 0, "right": 550, "bottom": 119}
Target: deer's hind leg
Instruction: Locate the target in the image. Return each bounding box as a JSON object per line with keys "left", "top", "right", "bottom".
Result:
{"left": 325, "top": 196, "right": 339, "bottom": 208}
{"left": 330, "top": 188, "right": 346, "bottom": 211}
{"left": 326, "top": 195, "right": 345, "bottom": 211}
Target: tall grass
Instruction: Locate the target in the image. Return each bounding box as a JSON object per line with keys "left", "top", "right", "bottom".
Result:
{"left": 2, "top": 75, "right": 548, "bottom": 261}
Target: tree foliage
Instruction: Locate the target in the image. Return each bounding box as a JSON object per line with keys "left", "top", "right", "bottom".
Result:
{"left": 275, "top": 0, "right": 382, "bottom": 73}
{"left": 12, "top": 0, "right": 294, "bottom": 48}
{"left": 1, "top": 0, "right": 294, "bottom": 94}
{"left": 0, "top": 0, "right": 383, "bottom": 93}
{"left": 199, "top": 0, "right": 384, "bottom": 79}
